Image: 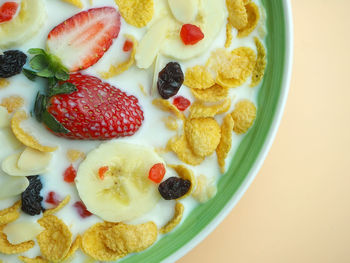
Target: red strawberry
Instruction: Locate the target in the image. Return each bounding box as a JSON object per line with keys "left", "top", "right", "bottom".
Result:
{"left": 0, "top": 2, "right": 19, "bottom": 23}
{"left": 47, "top": 7, "right": 121, "bottom": 72}
{"left": 47, "top": 73, "right": 144, "bottom": 140}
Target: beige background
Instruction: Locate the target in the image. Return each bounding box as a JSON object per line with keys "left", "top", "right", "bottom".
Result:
{"left": 179, "top": 1, "right": 350, "bottom": 262}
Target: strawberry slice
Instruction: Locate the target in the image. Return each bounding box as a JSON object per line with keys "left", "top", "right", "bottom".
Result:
{"left": 0, "top": 2, "right": 19, "bottom": 23}
{"left": 47, "top": 7, "right": 121, "bottom": 72}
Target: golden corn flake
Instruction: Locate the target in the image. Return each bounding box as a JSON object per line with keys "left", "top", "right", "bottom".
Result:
{"left": 160, "top": 202, "right": 184, "bottom": 234}
{"left": 0, "top": 79, "right": 10, "bottom": 89}
{"left": 231, "top": 100, "right": 256, "bottom": 134}
{"left": 115, "top": 0, "right": 154, "bottom": 28}
{"left": 101, "top": 34, "right": 138, "bottom": 79}
{"left": 66, "top": 149, "right": 85, "bottom": 162}
{"left": 0, "top": 201, "right": 21, "bottom": 226}
{"left": 152, "top": 98, "right": 185, "bottom": 120}
{"left": 206, "top": 49, "right": 235, "bottom": 79}
{"left": 185, "top": 118, "right": 221, "bottom": 157}
{"left": 62, "top": 0, "right": 83, "bottom": 8}
{"left": 0, "top": 225, "right": 34, "bottom": 254}
{"left": 37, "top": 215, "right": 72, "bottom": 261}
{"left": 226, "top": 0, "right": 248, "bottom": 30}
{"left": 11, "top": 110, "right": 57, "bottom": 153}
{"left": 169, "top": 164, "right": 195, "bottom": 198}
{"left": 82, "top": 222, "right": 126, "bottom": 261}
{"left": 184, "top": 66, "right": 215, "bottom": 90}
{"left": 102, "top": 222, "right": 157, "bottom": 253}
{"left": 1, "top": 96, "right": 24, "bottom": 113}
{"left": 61, "top": 235, "right": 82, "bottom": 262}
{"left": 43, "top": 195, "right": 71, "bottom": 216}
{"left": 191, "top": 84, "right": 228, "bottom": 103}
{"left": 238, "top": 2, "right": 260, "bottom": 38}
{"left": 192, "top": 175, "right": 217, "bottom": 203}
{"left": 225, "top": 22, "right": 233, "bottom": 48}
{"left": 162, "top": 116, "right": 179, "bottom": 131}
{"left": 18, "top": 256, "right": 48, "bottom": 263}
{"left": 251, "top": 37, "right": 267, "bottom": 87}
{"left": 139, "top": 83, "right": 148, "bottom": 96}
{"left": 189, "top": 99, "right": 231, "bottom": 119}
{"left": 216, "top": 114, "right": 234, "bottom": 173}
{"left": 168, "top": 135, "right": 204, "bottom": 166}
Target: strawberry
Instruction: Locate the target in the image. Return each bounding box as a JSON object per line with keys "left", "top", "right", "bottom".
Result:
{"left": 0, "top": 2, "right": 19, "bottom": 23}
{"left": 45, "top": 73, "right": 144, "bottom": 140}
{"left": 46, "top": 7, "right": 121, "bottom": 72}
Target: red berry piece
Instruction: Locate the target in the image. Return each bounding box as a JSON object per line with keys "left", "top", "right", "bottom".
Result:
{"left": 173, "top": 96, "right": 191, "bottom": 111}
{"left": 98, "top": 166, "right": 109, "bottom": 180}
{"left": 180, "top": 24, "right": 205, "bottom": 45}
{"left": 0, "top": 2, "right": 19, "bottom": 23}
{"left": 74, "top": 201, "right": 92, "bottom": 218}
{"left": 148, "top": 163, "right": 166, "bottom": 184}
{"left": 63, "top": 165, "right": 77, "bottom": 183}
{"left": 123, "top": 40, "right": 133, "bottom": 52}
{"left": 45, "top": 191, "right": 61, "bottom": 206}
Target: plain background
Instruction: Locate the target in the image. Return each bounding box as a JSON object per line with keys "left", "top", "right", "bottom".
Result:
{"left": 179, "top": 1, "right": 350, "bottom": 262}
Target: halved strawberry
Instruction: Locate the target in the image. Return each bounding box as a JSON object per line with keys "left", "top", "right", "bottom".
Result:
{"left": 46, "top": 7, "right": 121, "bottom": 72}
{"left": 0, "top": 2, "right": 19, "bottom": 23}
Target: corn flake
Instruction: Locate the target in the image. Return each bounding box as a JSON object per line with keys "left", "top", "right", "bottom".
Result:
{"left": 43, "top": 195, "right": 71, "bottom": 216}
{"left": 162, "top": 116, "right": 179, "bottom": 131}
{"left": 18, "top": 256, "right": 48, "bottom": 263}
{"left": 226, "top": 0, "right": 248, "bottom": 30}
{"left": 184, "top": 66, "right": 215, "bottom": 90}
{"left": 189, "top": 99, "right": 231, "bottom": 119}
{"left": 216, "top": 114, "right": 234, "bottom": 173}
{"left": 62, "top": 0, "right": 83, "bottom": 8}
{"left": 238, "top": 2, "right": 260, "bottom": 38}
{"left": 152, "top": 98, "right": 185, "bottom": 120}
{"left": 101, "top": 35, "right": 138, "bottom": 79}
{"left": 115, "top": 0, "right": 154, "bottom": 28}
{"left": 37, "top": 215, "right": 72, "bottom": 261}
{"left": 251, "top": 37, "right": 267, "bottom": 87}
{"left": 0, "top": 201, "right": 21, "bottom": 226}
{"left": 11, "top": 111, "right": 57, "bottom": 152}
{"left": 0, "top": 225, "right": 34, "bottom": 254}
{"left": 225, "top": 22, "right": 233, "bottom": 48}
{"left": 168, "top": 135, "right": 204, "bottom": 166}
{"left": 160, "top": 202, "right": 184, "bottom": 234}
{"left": 1, "top": 96, "right": 24, "bottom": 113}
{"left": 67, "top": 149, "right": 85, "bottom": 162}
{"left": 231, "top": 100, "right": 256, "bottom": 134}
{"left": 61, "top": 235, "right": 82, "bottom": 262}
{"left": 191, "top": 84, "right": 228, "bottom": 103}
{"left": 192, "top": 175, "right": 217, "bottom": 203}
{"left": 168, "top": 164, "right": 195, "bottom": 198}
{"left": 0, "top": 79, "right": 9, "bottom": 89}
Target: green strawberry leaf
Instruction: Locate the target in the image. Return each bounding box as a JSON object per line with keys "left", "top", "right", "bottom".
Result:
{"left": 22, "top": 69, "right": 37, "bottom": 81}
{"left": 48, "top": 82, "right": 77, "bottom": 97}
{"left": 34, "top": 93, "right": 47, "bottom": 122}
{"left": 30, "top": 54, "right": 50, "bottom": 71}
{"left": 42, "top": 110, "right": 70, "bottom": 134}
{"left": 36, "top": 67, "right": 55, "bottom": 78}
{"left": 28, "top": 48, "right": 47, "bottom": 56}
{"left": 54, "top": 68, "right": 69, "bottom": 81}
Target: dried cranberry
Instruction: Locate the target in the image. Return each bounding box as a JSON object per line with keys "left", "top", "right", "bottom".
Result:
{"left": 173, "top": 96, "right": 191, "bottom": 111}
{"left": 74, "top": 201, "right": 92, "bottom": 218}
{"left": 45, "top": 191, "right": 61, "bottom": 206}
{"left": 158, "top": 177, "right": 191, "bottom": 200}
{"left": 157, "top": 62, "right": 184, "bottom": 99}
{"left": 123, "top": 40, "right": 133, "bottom": 52}
{"left": 148, "top": 163, "right": 166, "bottom": 184}
{"left": 63, "top": 165, "right": 76, "bottom": 183}
{"left": 180, "top": 24, "right": 204, "bottom": 45}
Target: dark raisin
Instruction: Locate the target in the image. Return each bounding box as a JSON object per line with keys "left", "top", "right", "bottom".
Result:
{"left": 157, "top": 62, "right": 184, "bottom": 99}
{"left": 158, "top": 177, "right": 191, "bottom": 200}
{"left": 21, "top": 175, "right": 44, "bottom": 216}
{"left": 0, "top": 50, "right": 27, "bottom": 78}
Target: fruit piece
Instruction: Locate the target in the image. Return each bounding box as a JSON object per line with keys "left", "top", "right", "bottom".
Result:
{"left": 45, "top": 191, "right": 61, "bottom": 206}
{"left": 231, "top": 100, "right": 256, "bottom": 134}
{"left": 0, "top": 174, "right": 29, "bottom": 200}
{"left": 66, "top": 149, "right": 85, "bottom": 162}
{"left": 21, "top": 176, "right": 44, "bottom": 216}
{"left": 46, "top": 73, "right": 144, "bottom": 140}
{"left": 148, "top": 163, "right": 166, "bottom": 184}
{"left": 74, "top": 201, "right": 92, "bottom": 218}
{"left": 0, "top": 0, "right": 47, "bottom": 48}
{"left": 46, "top": 7, "right": 121, "bottom": 72}
{"left": 123, "top": 40, "right": 133, "bottom": 52}
{"left": 0, "top": 50, "right": 26, "bottom": 78}
{"left": 75, "top": 141, "right": 163, "bottom": 222}
{"left": 157, "top": 62, "right": 184, "bottom": 99}
{"left": 180, "top": 24, "right": 204, "bottom": 45}
{"left": 63, "top": 165, "right": 76, "bottom": 183}
{"left": 158, "top": 177, "right": 191, "bottom": 200}
{"left": 0, "top": 2, "right": 19, "bottom": 23}
{"left": 98, "top": 166, "right": 109, "bottom": 180}
{"left": 17, "top": 147, "right": 52, "bottom": 172}
{"left": 62, "top": 0, "right": 83, "bottom": 8}
{"left": 3, "top": 221, "right": 44, "bottom": 245}
{"left": 168, "top": 0, "right": 198, "bottom": 23}
{"left": 173, "top": 96, "right": 191, "bottom": 111}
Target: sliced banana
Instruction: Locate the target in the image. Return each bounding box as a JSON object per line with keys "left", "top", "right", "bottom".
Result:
{"left": 3, "top": 221, "right": 44, "bottom": 245}
{"left": 168, "top": 0, "right": 198, "bottom": 23}
{"left": 75, "top": 141, "right": 163, "bottom": 222}
{"left": 161, "top": 0, "right": 227, "bottom": 60}
{"left": 0, "top": 0, "right": 47, "bottom": 48}
{"left": 0, "top": 172, "right": 29, "bottom": 200}
{"left": 0, "top": 106, "right": 10, "bottom": 128}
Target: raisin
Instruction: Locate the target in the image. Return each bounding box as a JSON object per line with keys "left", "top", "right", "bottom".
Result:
{"left": 157, "top": 62, "right": 184, "bottom": 99}
{"left": 0, "top": 50, "right": 27, "bottom": 78}
{"left": 21, "top": 176, "right": 44, "bottom": 216}
{"left": 158, "top": 177, "right": 191, "bottom": 200}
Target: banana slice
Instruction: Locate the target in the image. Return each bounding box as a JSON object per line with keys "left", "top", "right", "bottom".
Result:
{"left": 161, "top": 0, "right": 226, "bottom": 60}
{"left": 0, "top": 0, "right": 47, "bottom": 48}
{"left": 168, "top": 0, "right": 198, "bottom": 23}
{"left": 3, "top": 221, "right": 44, "bottom": 245}
{"left": 75, "top": 142, "right": 163, "bottom": 222}
{"left": 0, "top": 172, "right": 29, "bottom": 200}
